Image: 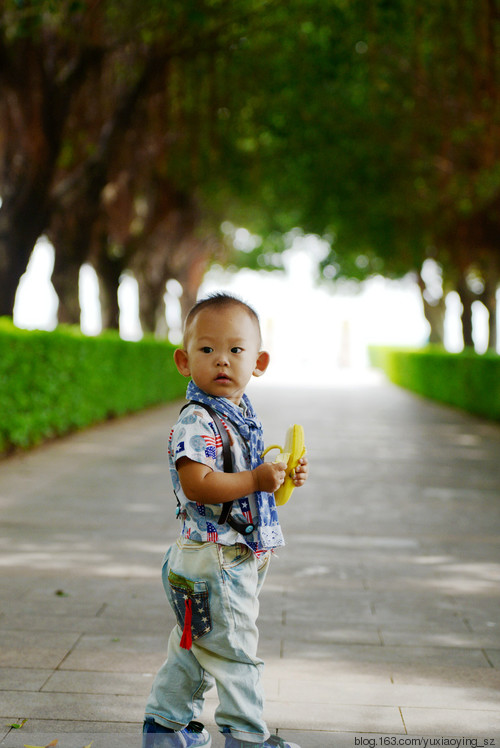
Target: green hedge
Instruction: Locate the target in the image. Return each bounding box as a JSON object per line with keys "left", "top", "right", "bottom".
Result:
{"left": 369, "top": 345, "right": 500, "bottom": 421}
{"left": 0, "top": 319, "right": 186, "bottom": 453}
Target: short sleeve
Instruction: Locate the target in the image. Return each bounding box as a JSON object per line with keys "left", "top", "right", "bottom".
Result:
{"left": 169, "top": 404, "right": 221, "bottom": 473}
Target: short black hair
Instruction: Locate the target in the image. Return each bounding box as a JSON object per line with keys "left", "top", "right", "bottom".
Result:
{"left": 183, "top": 292, "right": 261, "bottom": 344}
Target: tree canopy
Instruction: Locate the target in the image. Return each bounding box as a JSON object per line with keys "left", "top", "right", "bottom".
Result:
{"left": 227, "top": 0, "right": 500, "bottom": 347}
{"left": 1, "top": 0, "right": 499, "bottom": 347}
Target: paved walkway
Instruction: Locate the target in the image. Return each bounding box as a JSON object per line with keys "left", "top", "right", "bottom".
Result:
{"left": 1, "top": 373, "right": 499, "bottom": 748}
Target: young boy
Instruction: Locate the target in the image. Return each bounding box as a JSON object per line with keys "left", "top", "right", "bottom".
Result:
{"left": 143, "top": 293, "right": 308, "bottom": 748}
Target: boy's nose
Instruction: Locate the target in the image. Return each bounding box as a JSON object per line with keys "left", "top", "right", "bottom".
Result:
{"left": 216, "top": 355, "right": 229, "bottom": 366}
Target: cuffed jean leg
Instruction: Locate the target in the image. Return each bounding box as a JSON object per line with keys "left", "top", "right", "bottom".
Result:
{"left": 144, "top": 544, "right": 214, "bottom": 730}
{"left": 203, "top": 544, "right": 271, "bottom": 742}
{"left": 145, "top": 626, "right": 214, "bottom": 730}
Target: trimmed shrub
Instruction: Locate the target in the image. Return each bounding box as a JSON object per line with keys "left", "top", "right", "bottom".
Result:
{"left": 369, "top": 345, "right": 500, "bottom": 421}
{"left": 0, "top": 319, "right": 186, "bottom": 453}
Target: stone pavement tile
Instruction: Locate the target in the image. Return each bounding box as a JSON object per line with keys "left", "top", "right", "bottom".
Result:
{"left": 41, "top": 670, "right": 155, "bottom": 697}
{"left": 98, "top": 597, "right": 172, "bottom": 624}
{"left": 285, "top": 590, "right": 375, "bottom": 619}
{"left": 465, "top": 616, "right": 500, "bottom": 635}
{"left": 370, "top": 604, "right": 473, "bottom": 628}
{"left": 2, "top": 593, "right": 107, "bottom": 618}
{"left": 381, "top": 627, "right": 500, "bottom": 649}
{"left": 485, "top": 650, "right": 500, "bottom": 668}
{"left": 276, "top": 680, "right": 500, "bottom": 711}
{"left": 283, "top": 602, "right": 376, "bottom": 627}
{"left": 199, "top": 700, "right": 404, "bottom": 738}
{"left": 280, "top": 555, "right": 367, "bottom": 583}
{"left": 262, "top": 657, "right": 394, "bottom": 687}
{"left": 1, "top": 720, "right": 139, "bottom": 734}
{"left": 401, "top": 706, "right": 500, "bottom": 736}
{"left": 2, "top": 735, "right": 138, "bottom": 748}
{"left": 0, "top": 611, "right": 168, "bottom": 636}
{"left": 457, "top": 589, "right": 500, "bottom": 612}
{"left": 0, "top": 630, "right": 81, "bottom": 668}
{"left": 58, "top": 634, "right": 167, "bottom": 673}
{"left": 280, "top": 642, "right": 490, "bottom": 669}
{"left": 0, "top": 689, "right": 144, "bottom": 723}
{"left": 377, "top": 618, "right": 472, "bottom": 639}
{"left": 0, "top": 578, "right": 35, "bottom": 601}
{"left": 390, "top": 665, "right": 500, "bottom": 689}
{"left": 263, "top": 701, "right": 405, "bottom": 734}
{"left": 0, "top": 584, "right": 172, "bottom": 637}
{"left": 0, "top": 668, "right": 51, "bottom": 691}
{"left": 291, "top": 572, "right": 368, "bottom": 592}
{"left": 253, "top": 634, "right": 285, "bottom": 660}
{"left": 0, "top": 724, "right": 140, "bottom": 748}
{"left": 281, "top": 622, "right": 382, "bottom": 646}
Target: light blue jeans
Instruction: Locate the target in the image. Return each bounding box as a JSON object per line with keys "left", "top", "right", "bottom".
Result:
{"left": 144, "top": 537, "right": 272, "bottom": 743}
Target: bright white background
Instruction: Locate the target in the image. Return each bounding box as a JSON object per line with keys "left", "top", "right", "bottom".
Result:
{"left": 13, "top": 235, "right": 495, "bottom": 387}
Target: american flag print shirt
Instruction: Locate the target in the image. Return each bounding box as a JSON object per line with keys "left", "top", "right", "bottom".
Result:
{"left": 168, "top": 402, "right": 264, "bottom": 552}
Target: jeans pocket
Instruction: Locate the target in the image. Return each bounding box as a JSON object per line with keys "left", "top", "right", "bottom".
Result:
{"left": 218, "top": 542, "right": 253, "bottom": 569}
{"left": 168, "top": 570, "right": 212, "bottom": 641}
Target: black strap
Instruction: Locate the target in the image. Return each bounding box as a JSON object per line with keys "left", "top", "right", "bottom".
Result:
{"left": 180, "top": 401, "right": 234, "bottom": 525}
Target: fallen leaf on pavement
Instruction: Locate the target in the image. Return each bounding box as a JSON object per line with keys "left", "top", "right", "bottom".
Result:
{"left": 8, "top": 719, "right": 27, "bottom": 729}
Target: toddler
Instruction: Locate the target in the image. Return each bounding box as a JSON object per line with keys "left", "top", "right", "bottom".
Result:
{"left": 143, "top": 293, "right": 308, "bottom": 748}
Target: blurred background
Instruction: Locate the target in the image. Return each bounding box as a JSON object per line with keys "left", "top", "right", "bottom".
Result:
{"left": 2, "top": 0, "right": 499, "bottom": 382}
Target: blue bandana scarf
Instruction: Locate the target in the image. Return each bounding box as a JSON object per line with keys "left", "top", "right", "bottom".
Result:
{"left": 186, "top": 381, "right": 285, "bottom": 551}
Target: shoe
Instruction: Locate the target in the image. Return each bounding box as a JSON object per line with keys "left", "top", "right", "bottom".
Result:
{"left": 143, "top": 718, "right": 212, "bottom": 747}
{"left": 262, "top": 424, "right": 306, "bottom": 506}
{"left": 224, "top": 735, "right": 300, "bottom": 748}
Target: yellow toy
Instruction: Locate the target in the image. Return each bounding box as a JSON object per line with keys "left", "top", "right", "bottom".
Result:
{"left": 262, "top": 424, "right": 306, "bottom": 506}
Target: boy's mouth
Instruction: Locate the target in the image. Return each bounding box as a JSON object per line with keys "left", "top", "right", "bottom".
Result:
{"left": 215, "top": 373, "right": 231, "bottom": 382}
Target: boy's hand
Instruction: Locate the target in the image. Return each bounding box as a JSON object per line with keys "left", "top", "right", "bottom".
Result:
{"left": 253, "top": 461, "right": 287, "bottom": 493}
{"left": 292, "top": 456, "right": 309, "bottom": 487}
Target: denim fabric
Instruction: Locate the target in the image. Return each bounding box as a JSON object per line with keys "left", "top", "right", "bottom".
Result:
{"left": 145, "top": 537, "right": 271, "bottom": 743}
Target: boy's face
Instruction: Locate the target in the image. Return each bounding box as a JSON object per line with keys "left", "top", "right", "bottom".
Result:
{"left": 174, "top": 304, "right": 270, "bottom": 405}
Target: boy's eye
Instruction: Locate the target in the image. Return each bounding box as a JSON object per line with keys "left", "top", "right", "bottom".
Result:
{"left": 231, "top": 347, "right": 243, "bottom": 354}
{"left": 201, "top": 347, "right": 213, "bottom": 353}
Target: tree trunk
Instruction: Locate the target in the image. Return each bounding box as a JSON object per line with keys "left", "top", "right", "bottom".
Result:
{"left": 154, "top": 295, "right": 169, "bottom": 339}
{"left": 423, "top": 298, "right": 446, "bottom": 344}
{"left": 0, "top": 192, "right": 50, "bottom": 316}
{"left": 488, "top": 295, "right": 497, "bottom": 351}
{"left": 456, "top": 275, "right": 474, "bottom": 348}
{"left": 48, "top": 219, "right": 94, "bottom": 325}
{"left": 46, "top": 56, "right": 166, "bottom": 329}
{"left": 137, "top": 273, "right": 167, "bottom": 334}
{"left": 0, "top": 38, "right": 100, "bottom": 317}
{"left": 0, "top": 230, "right": 33, "bottom": 317}
{"left": 416, "top": 271, "right": 445, "bottom": 345}
{"left": 482, "top": 274, "right": 498, "bottom": 351}
{"left": 51, "top": 254, "right": 81, "bottom": 325}
{"left": 94, "top": 251, "right": 123, "bottom": 330}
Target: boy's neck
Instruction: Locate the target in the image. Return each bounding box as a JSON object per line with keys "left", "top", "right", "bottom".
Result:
{"left": 189, "top": 382, "right": 245, "bottom": 409}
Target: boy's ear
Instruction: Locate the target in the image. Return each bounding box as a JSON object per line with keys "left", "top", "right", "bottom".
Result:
{"left": 174, "top": 348, "right": 191, "bottom": 377}
{"left": 253, "top": 350, "right": 270, "bottom": 378}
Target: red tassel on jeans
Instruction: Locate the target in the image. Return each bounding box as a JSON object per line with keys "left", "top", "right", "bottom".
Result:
{"left": 180, "top": 598, "right": 193, "bottom": 650}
